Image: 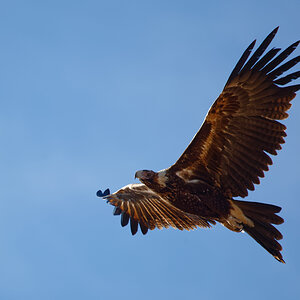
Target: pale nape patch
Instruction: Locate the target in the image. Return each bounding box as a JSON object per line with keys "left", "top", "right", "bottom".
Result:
{"left": 157, "top": 169, "right": 168, "bottom": 187}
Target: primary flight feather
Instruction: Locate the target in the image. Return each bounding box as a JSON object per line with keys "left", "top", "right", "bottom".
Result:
{"left": 97, "top": 27, "right": 299, "bottom": 263}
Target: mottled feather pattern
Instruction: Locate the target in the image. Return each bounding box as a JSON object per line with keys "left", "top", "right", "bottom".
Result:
{"left": 98, "top": 28, "right": 299, "bottom": 263}
{"left": 104, "top": 184, "right": 212, "bottom": 235}
{"left": 171, "top": 27, "right": 299, "bottom": 198}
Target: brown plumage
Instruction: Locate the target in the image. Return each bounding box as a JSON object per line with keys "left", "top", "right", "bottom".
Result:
{"left": 97, "top": 27, "right": 299, "bottom": 263}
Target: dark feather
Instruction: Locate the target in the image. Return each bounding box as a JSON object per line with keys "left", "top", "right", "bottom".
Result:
{"left": 274, "top": 71, "right": 300, "bottom": 85}
{"left": 139, "top": 222, "right": 149, "bottom": 235}
{"left": 233, "top": 199, "right": 284, "bottom": 262}
{"left": 225, "top": 40, "right": 256, "bottom": 86}
{"left": 244, "top": 224, "right": 284, "bottom": 263}
{"left": 262, "top": 40, "right": 300, "bottom": 74}
{"left": 96, "top": 190, "right": 103, "bottom": 197}
{"left": 113, "top": 207, "right": 122, "bottom": 215}
{"left": 268, "top": 55, "right": 300, "bottom": 79}
{"left": 240, "top": 27, "right": 278, "bottom": 74}
{"left": 121, "top": 213, "right": 130, "bottom": 227}
{"left": 96, "top": 188, "right": 110, "bottom": 197}
{"left": 130, "top": 218, "right": 139, "bottom": 235}
{"left": 252, "top": 48, "right": 281, "bottom": 71}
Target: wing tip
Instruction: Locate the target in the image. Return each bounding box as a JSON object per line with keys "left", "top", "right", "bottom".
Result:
{"left": 225, "top": 27, "right": 281, "bottom": 87}
{"left": 96, "top": 188, "right": 110, "bottom": 198}
{"left": 292, "top": 40, "right": 300, "bottom": 49}
{"left": 272, "top": 26, "right": 279, "bottom": 35}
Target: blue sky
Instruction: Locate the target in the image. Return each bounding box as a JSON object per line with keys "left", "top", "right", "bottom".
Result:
{"left": 0, "top": 1, "right": 299, "bottom": 299}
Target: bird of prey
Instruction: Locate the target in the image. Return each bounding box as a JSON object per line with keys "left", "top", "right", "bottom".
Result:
{"left": 97, "top": 27, "right": 299, "bottom": 263}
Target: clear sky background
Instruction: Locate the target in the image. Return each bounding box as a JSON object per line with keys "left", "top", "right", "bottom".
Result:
{"left": 0, "top": 1, "right": 299, "bottom": 299}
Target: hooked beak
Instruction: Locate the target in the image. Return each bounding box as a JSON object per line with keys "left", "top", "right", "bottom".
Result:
{"left": 135, "top": 170, "right": 144, "bottom": 180}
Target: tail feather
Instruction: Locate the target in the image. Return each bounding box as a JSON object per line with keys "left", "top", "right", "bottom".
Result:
{"left": 251, "top": 218, "right": 283, "bottom": 240}
{"left": 232, "top": 200, "right": 285, "bottom": 263}
{"left": 233, "top": 200, "right": 282, "bottom": 213}
{"left": 233, "top": 200, "right": 284, "bottom": 224}
{"left": 244, "top": 223, "right": 284, "bottom": 262}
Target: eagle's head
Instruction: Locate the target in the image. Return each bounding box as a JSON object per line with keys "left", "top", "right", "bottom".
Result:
{"left": 135, "top": 169, "right": 167, "bottom": 191}
{"left": 135, "top": 170, "right": 155, "bottom": 181}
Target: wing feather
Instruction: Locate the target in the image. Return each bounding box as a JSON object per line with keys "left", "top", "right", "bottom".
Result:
{"left": 170, "top": 28, "right": 299, "bottom": 198}
{"left": 240, "top": 27, "right": 279, "bottom": 75}
{"left": 262, "top": 41, "right": 299, "bottom": 74}
{"left": 252, "top": 48, "right": 281, "bottom": 71}
{"left": 104, "top": 184, "right": 212, "bottom": 235}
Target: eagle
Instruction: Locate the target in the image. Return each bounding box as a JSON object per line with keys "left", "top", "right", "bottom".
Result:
{"left": 97, "top": 27, "right": 299, "bottom": 263}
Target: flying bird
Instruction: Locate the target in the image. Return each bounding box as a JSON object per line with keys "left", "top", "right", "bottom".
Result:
{"left": 97, "top": 27, "right": 299, "bottom": 263}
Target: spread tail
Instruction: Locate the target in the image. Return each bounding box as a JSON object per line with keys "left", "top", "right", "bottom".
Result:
{"left": 231, "top": 199, "right": 284, "bottom": 263}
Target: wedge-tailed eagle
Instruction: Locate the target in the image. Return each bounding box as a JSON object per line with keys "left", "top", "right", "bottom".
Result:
{"left": 97, "top": 28, "right": 299, "bottom": 263}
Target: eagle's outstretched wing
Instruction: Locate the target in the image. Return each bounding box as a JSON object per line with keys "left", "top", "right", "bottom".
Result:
{"left": 170, "top": 27, "right": 300, "bottom": 198}
{"left": 100, "top": 184, "right": 214, "bottom": 235}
